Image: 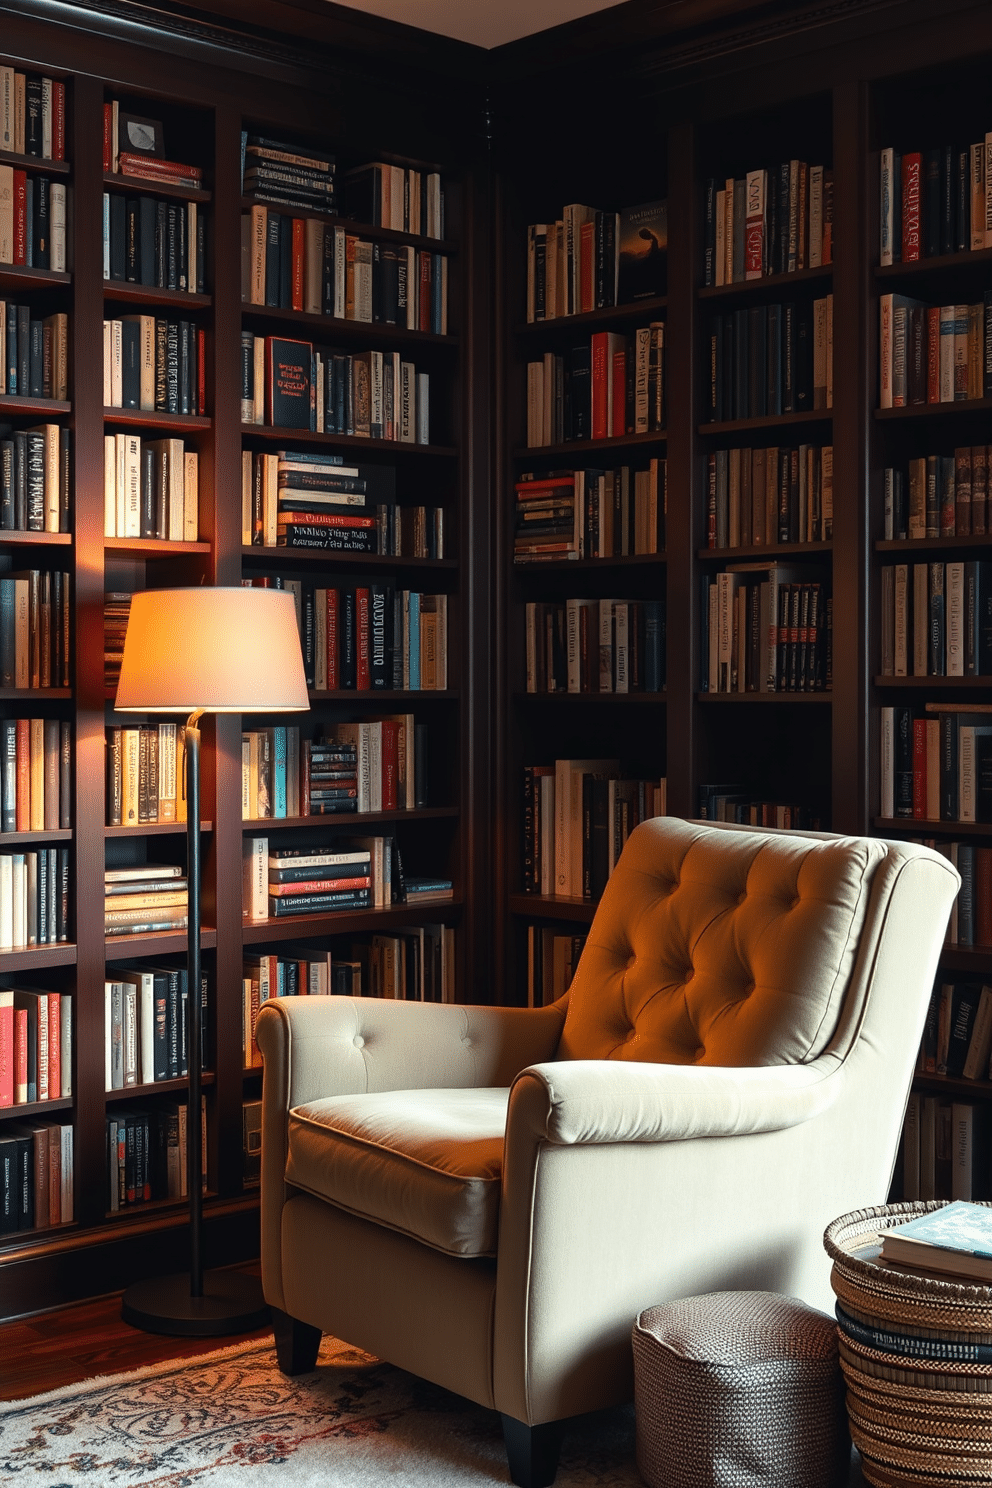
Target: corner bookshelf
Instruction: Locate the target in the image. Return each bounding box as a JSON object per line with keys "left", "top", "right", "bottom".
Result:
{"left": 0, "top": 12, "right": 478, "bottom": 1318}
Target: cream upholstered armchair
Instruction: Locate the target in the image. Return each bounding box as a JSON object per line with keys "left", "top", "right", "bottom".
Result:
{"left": 257, "top": 818, "right": 959, "bottom": 1487}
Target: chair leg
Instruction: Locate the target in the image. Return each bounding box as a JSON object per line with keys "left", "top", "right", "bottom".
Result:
{"left": 271, "top": 1306, "right": 322, "bottom": 1374}
{"left": 500, "top": 1414, "right": 564, "bottom": 1488}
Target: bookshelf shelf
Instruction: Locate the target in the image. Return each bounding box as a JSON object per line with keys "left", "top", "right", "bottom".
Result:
{"left": 876, "top": 246, "right": 992, "bottom": 279}
{"left": 242, "top": 425, "right": 455, "bottom": 457}
{"left": 104, "top": 538, "right": 211, "bottom": 555}
{"left": 103, "top": 408, "right": 211, "bottom": 431}
{"left": 700, "top": 411, "right": 833, "bottom": 435}
{"left": 105, "top": 928, "right": 217, "bottom": 959}
{"left": 873, "top": 676, "right": 991, "bottom": 689}
{"left": 241, "top": 546, "right": 456, "bottom": 570}
{"left": 0, "top": 532, "right": 73, "bottom": 546}
{"left": 241, "top": 899, "right": 462, "bottom": 944}
{"left": 0, "top": 266, "right": 71, "bottom": 290}
{"left": 508, "top": 894, "right": 596, "bottom": 923}
{"left": 241, "top": 807, "right": 457, "bottom": 831}
{"left": 104, "top": 821, "right": 213, "bottom": 836}
{"left": 104, "top": 1073, "right": 216, "bottom": 1104}
{"left": 0, "top": 396, "right": 71, "bottom": 415}
{"left": 238, "top": 197, "right": 456, "bottom": 255}
{"left": 696, "top": 691, "right": 831, "bottom": 704}
{"left": 307, "top": 688, "right": 458, "bottom": 702}
{"left": 516, "top": 296, "right": 668, "bottom": 336}
{"left": 0, "top": 830, "right": 72, "bottom": 845}
{"left": 0, "top": 149, "right": 70, "bottom": 178}
{"left": 876, "top": 535, "right": 992, "bottom": 553}
{"left": 0, "top": 689, "right": 72, "bottom": 700}
{"left": 913, "top": 1071, "right": 992, "bottom": 1098}
{"left": 103, "top": 171, "right": 211, "bottom": 203}
{"left": 515, "top": 553, "right": 665, "bottom": 571}
{"left": 0, "top": 944, "right": 76, "bottom": 971}
{"left": 0, "top": 1097, "right": 74, "bottom": 1123}
{"left": 875, "top": 399, "right": 992, "bottom": 420}
{"left": 102, "top": 283, "right": 213, "bottom": 311}
{"left": 697, "top": 265, "right": 833, "bottom": 299}
{"left": 240, "top": 302, "right": 457, "bottom": 349}
{"left": 940, "top": 947, "right": 992, "bottom": 974}
{"left": 873, "top": 817, "right": 992, "bottom": 837}
{"left": 698, "top": 541, "right": 832, "bottom": 561}
{"left": 516, "top": 691, "right": 666, "bottom": 703}
{"left": 515, "top": 431, "right": 666, "bottom": 459}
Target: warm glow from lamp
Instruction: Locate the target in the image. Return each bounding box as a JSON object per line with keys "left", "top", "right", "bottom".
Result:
{"left": 115, "top": 587, "right": 309, "bottom": 714}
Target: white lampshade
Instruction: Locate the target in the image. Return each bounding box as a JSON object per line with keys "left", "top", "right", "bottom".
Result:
{"left": 115, "top": 587, "right": 309, "bottom": 714}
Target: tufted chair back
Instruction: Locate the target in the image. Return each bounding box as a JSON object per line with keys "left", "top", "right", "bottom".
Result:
{"left": 557, "top": 816, "right": 888, "bottom": 1067}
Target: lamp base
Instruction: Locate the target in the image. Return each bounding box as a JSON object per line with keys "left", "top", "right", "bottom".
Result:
{"left": 121, "top": 1270, "right": 269, "bottom": 1337}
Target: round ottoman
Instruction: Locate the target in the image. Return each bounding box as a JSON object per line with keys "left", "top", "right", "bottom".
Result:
{"left": 633, "top": 1290, "right": 850, "bottom": 1488}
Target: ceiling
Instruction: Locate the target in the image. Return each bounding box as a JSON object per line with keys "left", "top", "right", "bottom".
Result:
{"left": 324, "top": 0, "right": 628, "bottom": 49}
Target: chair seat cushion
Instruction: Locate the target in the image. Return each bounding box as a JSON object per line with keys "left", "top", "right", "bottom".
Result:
{"left": 285, "top": 1086, "right": 508, "bottom": 1258}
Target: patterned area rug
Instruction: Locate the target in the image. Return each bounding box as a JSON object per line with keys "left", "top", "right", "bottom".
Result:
{"left": 0, "top": 1335, "right": 641, "bottom": 1488}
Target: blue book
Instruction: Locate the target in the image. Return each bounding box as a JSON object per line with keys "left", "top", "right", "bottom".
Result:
{"left": 407, "top": 591, "right": 421, "bottom": 690}
{"left": 272, "top": 727, "right": 287, "bottom": 818}
{"left": 882, "top": 1200, "right": 992, "bottom": 1281}
{"left": 0, "top": 579, "right": 15, "bottom": 687}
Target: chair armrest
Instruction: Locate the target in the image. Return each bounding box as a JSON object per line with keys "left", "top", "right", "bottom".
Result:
{"left": 257, "top": 994, "right": 567, "bottom": 1108}
{"left": 508, "top": 1056, "right": 844, "bottom": 1146}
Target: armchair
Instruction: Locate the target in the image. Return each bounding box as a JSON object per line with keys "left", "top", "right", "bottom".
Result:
{"left": 257, "top": 818, "right": 959, "bottom": 1487}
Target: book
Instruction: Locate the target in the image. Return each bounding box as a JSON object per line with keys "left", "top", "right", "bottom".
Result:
{"left": 880, "top": 1201, "right": 992, "bottom": 1282}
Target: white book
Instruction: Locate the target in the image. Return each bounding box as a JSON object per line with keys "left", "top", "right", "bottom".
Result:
{"left": 102, "top": 319, "right": 113, "bottom": 406}
{"left": 12, "top": 853, "right": 26, "bottom": 948}
{"left": 946, "top": 561, "right": 965, "bottom": 676}
{"left": 50, "top": 182, "right": 66, "bottom": 272}
{"left": 60, "top": 1124, "right": 72, "bottom": 1223}
{"left": 880, "top": 148, "right": 894, "bottom": 265}
{"left": 110, "top": 318, "right": 123, "bottom": 407}
{"left": 333, "top": 227, "right": 347, "bottom": 321}
{"left": 598, "top": 600, "right": 614, "bottom": 693}
{"left": 880, "top": 706, "right": 894, "bottom": 819}
{"left": 939, "top": 304, "right": 956, "bottom": 402}
{"left": 252, "top": 336, "right": 265, "bottom": 425}
{"left": 184, "top": 450, "right": 198, "bottom": 541}
{"left": 243, "top": 836, "right": 269, "bottom": 921}
{"left": 124, "top": 433, "right": 142, "bottom": 538}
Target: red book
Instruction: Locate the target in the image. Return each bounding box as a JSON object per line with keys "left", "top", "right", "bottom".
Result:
{"left": 197, "top": 328, "right": 206, "bottom": 415}
{"left": 976, "top": 847, "right": 992, "bottom": 948}
{"left": 901, "top": 152, "right": 922, "bottom": 262}
{"left": 52, "top": 82, "right": 65, "bottom": 162}
{"left": 326, "top": 588, "right": 339, "bottom": 691}
{"left": 356, "top": 587, "right": 370, "bottom": 690}
{"left": 14, "top": 1007, "right": 28, "bottom": 1104}
{"left": 380, "top": 719, "right": 399, "bottom": 811}
{"left": 0, "top": 992, "right": 12, "bottom": 1107}
{"left": 47, "top": 992, "right": 60, "bottom": 1100}
{"left": 291, "top": 218, "right": 305, "bottom": 311}
{"left": 276, "top": 511, "right": 375, "bottom": 529}
{"left": 973, "top": 446, "right": 988, "bottom": 537}
{"left": 12, "top": 171, "right": 26, "bottom": 265}
{"left": 102, "top": 103, "right": 113, "bottom": 172}
{"left": 926, "top": 306, "right": 940, "bottom": 404}
{"left": 15, "top": 719, "right": 29, "bottom": 832}
{"left": 579, "top": 219, "right": 595, "bottom": 314}
{"left": 591, "top": 331, "right": 609, "bottom": 441}
{"left": 300, "top": 741, "right": 311, "bottom": 816}
{"left": 912, "top": 717, "right": 926, "bottom": 818}
{"left": 611, "top": 340, "right": 627, "bottom": 438}
{"left": 117, "top": 152, "right": 202, "bottom": 182}
{"left": 270, "top": 875, "right": 370, "bottom": 895}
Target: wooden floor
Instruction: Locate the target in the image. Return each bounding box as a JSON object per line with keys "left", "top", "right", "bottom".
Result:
{"left": 0, "top": 1265, "right": 271, "bottom": 1401}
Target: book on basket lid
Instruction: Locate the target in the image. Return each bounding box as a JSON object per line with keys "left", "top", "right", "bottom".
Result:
{"left": 880, "top": 1200, "right": 992, "bottom": 1282}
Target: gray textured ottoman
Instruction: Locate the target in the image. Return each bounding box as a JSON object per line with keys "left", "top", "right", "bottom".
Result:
{"left": 633, "top": 1291, "right": 850, "bottom": 1488}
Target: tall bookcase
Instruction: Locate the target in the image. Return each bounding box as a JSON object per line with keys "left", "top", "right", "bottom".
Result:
{"left": 0, "top": 0, "right": 489, "bottom": 1317}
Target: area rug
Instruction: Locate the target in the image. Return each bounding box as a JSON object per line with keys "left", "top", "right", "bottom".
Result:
{"left": 0, "top": 1335, "right": 641, "bottom": 1488}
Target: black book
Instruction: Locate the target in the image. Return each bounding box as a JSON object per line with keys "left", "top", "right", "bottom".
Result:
{"left": 929, "top": 562, "right": 945, "bottom": 678}
{"left": 748, "top": 305, "right": 766, "bottom": 420}
{"left": 139, "top": 196, "right": 156, "bottom": 286}
{"left": 24, "top": 75, "right": 43, "bottom": 156}
{"left": 25, "top": 430, "right": 44, "bottom": 528}
{"left": 3, "top": 1129, "right": 32, "bottom": 1230}
{"left": 894, "top": 704, "right": 914, "bottom": 818}
{"left": 57, "top": 845, "right": 69, "bottom": 941}
{"left": 371, "top": 240, "right": 384, "bottom": 324}
{"left": 766, "top": 303, "right": 782, "bottom": 414}
{"left": 567, "top": 345, "right": 591, "bottom": 441}
{"left": 166, "top": 204, "right": 179, "bottom": 291}
{"left": 154, "top": 200, "right": 168, "bottom": 288}
{"left": 279, "top": 214, "right": 293, "bottom": 309}
{"left": 703, "top": 180, "right": 716, "bottom": 286}
{"left": 121, "top": 319, "right": 141, "bottom": 409}
{"left": 782, "top": 302, "right": 796, "bottom": 413}
{"left": 775, "top": 161, "right": 790, "bottom": 276}
{"left": 33, "top": 176, "right": 50, "bottom": 270}
{"left": 179, "top": 320, "right": 190, "bottom": 415}
{"left": 265, "top": 337, "right": 311, "bottom": 429}
{"left": 977, "top": 732, "right": 992, "bottom": 825}
{"left": 923, "top": 147, "right": 940, "bottom": 258}
{"left": 17, "top": 305, "right": 30, "bottom": 400}
{"left": 196, "top": 210, "right": 205, "bottom": 293}
{"left": 125, "top": 197, "right": 140, "bottom": 281}
{"left": 177, "top": 201, "right": 187, "bottom": 293}
{"left": 956, "top": 147, "right": 970, "bottom": 255}
{"left": 13, "top": 430, "right": 27, "bottom": 529}
{"left": 109, "top": 195, "right": 127, "bottom": 281}
{"left": 379, "top": 244, "right": 400, "bottom": 326}
{"left": 28, "top": 320, "right": 43, "bottom": 398}
{"left": 0, "top": 1136, "right": 17, "bottom": 1235}
{"left": 4, "top": 302, "right": 16, "bottom": 393}
{"left": 165, "top": 322, "right": 180, "bottom": 414}
{"left": 947, "top": 984, "right": 981, "bottom": 1076}
{"left": 369, "top": 582, "right": 392, "bottom": 688}
{"left": 794, "top": 302, "right": 812, "bottom": 411}
{"left": 141, "top": 442, "right": 156, "bottom": 538}
{"left": 941, "top": 143, "right": 955, "bottom": 257}
{"left": 708, "top": 316, "right": 722, "bottom": 421}
{"left": 721, "top": 314, "right": 734, "bottom": 421}
{"left": 0, "top": 440, "right": 12, "bottom": 530}
{"left": 265, "top": 210, "right": 281, "bottom": 307}
{"left": 339, "top": 588, "right": 356, "bottom": 688}
{"left": 733, "top": 307, "right": 748, "bottom": 421}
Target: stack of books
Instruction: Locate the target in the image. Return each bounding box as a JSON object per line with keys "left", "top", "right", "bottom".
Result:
{"left": 879, "top": 563, "right": 992, "bottom": 679}
{"left": 521, "top": 761, "right": 666, "bottom": 900}
{"left": 527, "top": 927, "right": 587, "bottom": 1006}
{"left": 103, "top": 315, "right": 206, "bottom": 418}
{"left": 0, "top": 67, "right": 67, "bottom": 160}
{"left": 525, "top": 199, "right": 667, "bottom": 320}
{"left": 0, "top": 847, "right": 67, "bottom": 947}
{"left": 884, "top": 452, "right": 992, "bottom": 540}
{"left": 879, "top": 294, "right": 992, "bottom": 407}
{"left": 104, "top": 592, "right": 131, "bottom": 694}
{"left": 2, "top": 718, "right": 71, "bottom": 832}
{"left": 342, "top": 162, "right": 442, "bottom": 238}
{"left": 880, "top": 707, "right": 992, "bottom": 821}
{"left": 706, "top": 445, "right": 833, "bottom": 549}
{"left": 104, "top": 966, "right": 204, "bottom": 1087}
{"left": 105, "top": 724, "right": 187, "bottom": 827}
{"left": 103, "top": 193, "right": 204, "bottom": 294}
{"left": 0, "top": 1119, "right": 72, "bottom": 1230}
{"left": 526, "top": 323, "right": 664, "bottom": 446}
{"left": 704, "top": 163, "right": 833, "bottom": 285}
{"left": 0, "top": 170, "right": 68, "bottom": 271}
{"left": 104, "top": 864, "right": 188, "bottom": 938}
{"left": 107, "top": 1098, "right": 205, "bottom": 1210}
{"left": 707, "top": 296, "right": 833, "bottom": 421}
{"left": 697, "top": 785, "right": 820, "bottom": 828}
{"left": 0, "top": 305, "right": 69, "bottom": 399}
{"left": 265, "top": 844, "right": 373, "bottom": 919}
{"left": 242, "top": 133, "right": 335, "bottom": 215}
{"left": 701, "top": 565, "right": 830, "bottom": 693}
{"left": 525, "top": 598, "right": 665, "bottom": 694}
{"left": 103, "top": 432, "right": 199, "bottom": 541}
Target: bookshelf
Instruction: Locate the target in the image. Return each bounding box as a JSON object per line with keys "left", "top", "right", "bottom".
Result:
{"left": 0, "top": 3, "right": 483, "bottom": 1317}
{"left": 5, "top": 0, "right": 992, "bottom": 1317}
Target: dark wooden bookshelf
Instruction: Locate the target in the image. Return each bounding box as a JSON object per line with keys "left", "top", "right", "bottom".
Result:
{"left": 6, "top": 0, "right": 992, "bottom": 1318}
{"left": 239, "top": 197, "right": 456, "bottom": 255}
{"left": 0, "top": 149, "right": 70, "bottom": 177}
{"left": 876, "top": 535, "right": 992, "bottom": 553}
{"left": 243, "top": 807, "right": 457, "bottom": 831}
{"left": 875, "top": 817, "right": 992, "bottom": 839}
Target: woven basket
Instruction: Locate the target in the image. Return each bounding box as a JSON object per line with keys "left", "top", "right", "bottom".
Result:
{"left": 825, "top": 1203, "right": 992, "bottom": 1488}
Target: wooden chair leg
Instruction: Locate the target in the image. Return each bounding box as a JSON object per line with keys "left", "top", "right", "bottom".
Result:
{"left": 500, "top": 1414, "right": 564, "bottom": 1488}
{"left": 270, "top": 1306, "right": 322, "bottom": 1374}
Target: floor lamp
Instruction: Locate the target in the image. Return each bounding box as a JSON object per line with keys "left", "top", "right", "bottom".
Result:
{"left": 114, "top": 587, "right": 309, "bottom": 1336}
